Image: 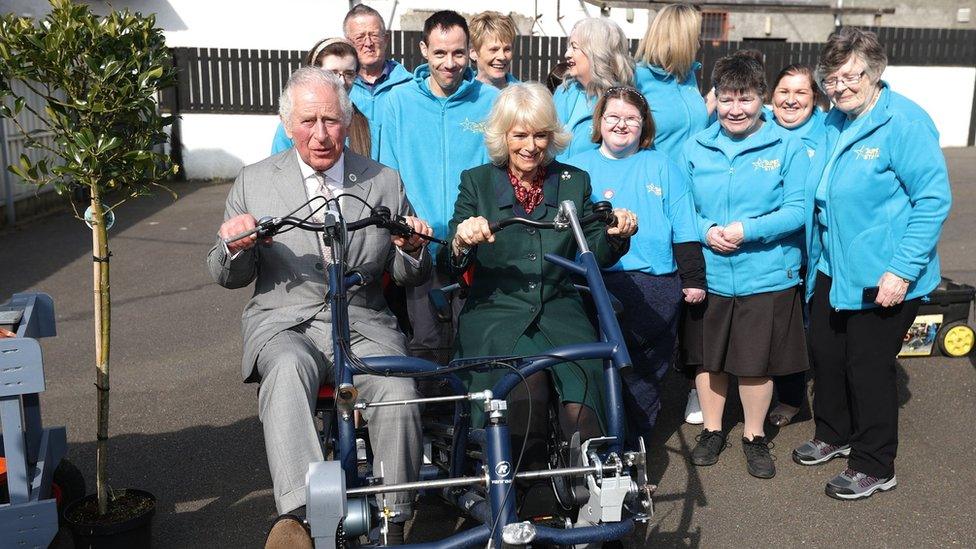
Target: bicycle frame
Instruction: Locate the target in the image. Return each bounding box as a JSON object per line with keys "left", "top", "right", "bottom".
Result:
{"left": 305, "top": 200, "right": 645, "bottom": 548}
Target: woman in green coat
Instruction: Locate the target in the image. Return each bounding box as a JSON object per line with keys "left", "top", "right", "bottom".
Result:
{"left": 446, "top": 82, "right": 638, "bottom": 459}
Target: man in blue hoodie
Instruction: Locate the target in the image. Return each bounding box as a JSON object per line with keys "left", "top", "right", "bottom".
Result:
{"left": 343, "top": 4, "right": 412, "bottom": 159}
{"left": 379, "top": 10, "right": 499, "bottom": 363}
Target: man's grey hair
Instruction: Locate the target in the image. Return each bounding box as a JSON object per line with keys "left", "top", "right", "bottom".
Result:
{"left": 278, "top": 67, "right": 353, "bottom": 129}
{"left": 343, "top": 3, "right": 386, "bottom": 34}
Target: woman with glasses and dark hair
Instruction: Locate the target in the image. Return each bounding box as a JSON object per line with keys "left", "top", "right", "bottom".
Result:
{"left": 764, "top": 63, "right": 829, "bottom": 428}
{"left": 271, "top": 38, "right": 371, "bottom": 157}
{"left": 678, "top": 53, "right": 810, "bottom": 480}
{"left": 568, "top": 86, "right": 705, "bottom": 448}
{"left": 554, "top": 17, "right": 635, "bottom": 160}
{"left": 793, "top": 27, "right": 951, "bottom": 500}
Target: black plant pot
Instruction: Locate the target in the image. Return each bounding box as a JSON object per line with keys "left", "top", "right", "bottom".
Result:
{"left": 64, "top": 489, "right": 156, "bottom": 549}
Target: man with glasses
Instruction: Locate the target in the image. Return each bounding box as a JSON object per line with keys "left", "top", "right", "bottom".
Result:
{"left": 344, "top": 4, "right": 412, "bottom": 159}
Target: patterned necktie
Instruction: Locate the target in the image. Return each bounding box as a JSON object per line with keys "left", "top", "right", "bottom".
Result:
{"left": 312, "top": 171, "right": 336, "bottom": 264}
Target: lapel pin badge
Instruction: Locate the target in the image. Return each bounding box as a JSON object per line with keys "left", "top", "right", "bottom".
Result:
{"left": 560, "top": 171, "right": 570, "bottom": 180}
{"left": 348, "top": 173, "right": 357, "bottom": 183}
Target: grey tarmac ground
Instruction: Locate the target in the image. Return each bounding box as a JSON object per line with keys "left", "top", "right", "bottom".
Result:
{"left": 2, "top": 148, "right": 974, "bottom": 548}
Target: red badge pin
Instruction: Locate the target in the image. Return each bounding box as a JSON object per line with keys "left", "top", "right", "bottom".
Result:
{"left": 603, "top": 189, "right": 614, "bottom": 200}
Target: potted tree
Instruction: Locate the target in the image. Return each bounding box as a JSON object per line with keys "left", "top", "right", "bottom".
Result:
{"left": 0, "top": 0, "right": 177, "bottom": 545}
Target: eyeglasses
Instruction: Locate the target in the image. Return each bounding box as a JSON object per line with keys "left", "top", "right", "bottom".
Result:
{"left": 350, "top": 32, "right": 383, "bottom": 45}
{"left": 330, "top": 69, "right": 357, "bottom": 81}
{"left": 821, "top": 71, "right": 866, "bottom": 90}
{"left": 602, "top": 114, "right": 643, "bottom": 128}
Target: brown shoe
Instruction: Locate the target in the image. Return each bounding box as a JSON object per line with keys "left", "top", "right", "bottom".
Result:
{"left": 265, "top": 514, "right": 312, "bottom": 549}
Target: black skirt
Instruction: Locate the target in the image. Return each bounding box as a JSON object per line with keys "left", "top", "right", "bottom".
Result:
{"left": 680, "top": 285, "right": 809, "bottom": 377}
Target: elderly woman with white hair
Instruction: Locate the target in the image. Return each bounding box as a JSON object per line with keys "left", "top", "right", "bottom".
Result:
{"left": 794, "top": 27, "right": 951, "bottom": 501}
{"left": 554, "top": 17, "right": 635, "bottom": 160}
{"left": 447, "top": 82, "right": 638, "bottom": 469}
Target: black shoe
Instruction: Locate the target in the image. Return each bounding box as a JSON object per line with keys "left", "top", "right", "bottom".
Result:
{"left": 691, "top": 429, "right": 727, "bottom": 466}
{"left": 742, "top": 435, "right": 776, "bottom": 479}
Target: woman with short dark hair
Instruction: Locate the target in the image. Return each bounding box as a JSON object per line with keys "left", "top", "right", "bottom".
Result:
{"left": 678, "top": 53, "right": 810, "bottom": 479}
{"left": 793, "top": 27, "right": 951, "bottom": 500}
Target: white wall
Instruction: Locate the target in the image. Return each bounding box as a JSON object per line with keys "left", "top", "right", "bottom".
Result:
{"left": 179, "top": 114, "right": 280, "bottom": 180}
{"left": 371, "top": 0, "right": 652, "bottom": 39}
{"left": 882, "top": 66, "right": 976, "bottom": 148}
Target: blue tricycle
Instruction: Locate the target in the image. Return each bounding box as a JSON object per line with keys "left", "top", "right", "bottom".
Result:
{"left": 229, "top": 198, "right": 654, "bottom": 548}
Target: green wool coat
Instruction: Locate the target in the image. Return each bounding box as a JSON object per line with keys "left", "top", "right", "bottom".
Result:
{"left": 445, "top": 161, "right": 628, "bottom": 425}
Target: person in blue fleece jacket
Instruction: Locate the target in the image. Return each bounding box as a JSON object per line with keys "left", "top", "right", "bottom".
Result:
{"left": 763, "top": 63, "right": 829, "bottom": 429}
{"left": 553, "top": 17, "right": 634, "bottom": 161}
{"left": 678, "top": 53, "right": 811, "bottom": 481}
{"left": 377, "top": 11, "right": 499, "bottom": 364}
{"left": 343, "top": 4, "right": 413, "bottom": 159}
{"left": 568, "top": 86, "right": 706, "bottom": 450}
{"left": 632, "top": 2, "right": 712, "bottom": 428}
{"left": 792, "top": 28, "right": 951, "bottom": 502}
{"left": 633, "top": 3, "right": 709, "bottom": 161}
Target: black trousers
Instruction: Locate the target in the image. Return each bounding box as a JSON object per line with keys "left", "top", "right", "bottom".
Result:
{"left": 808, "top": 272, "right": 919, "bottom": 478}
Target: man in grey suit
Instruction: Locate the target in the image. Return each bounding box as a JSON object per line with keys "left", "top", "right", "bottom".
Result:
{"left": 207, "top": 67, "right": 431, "bottom": 548}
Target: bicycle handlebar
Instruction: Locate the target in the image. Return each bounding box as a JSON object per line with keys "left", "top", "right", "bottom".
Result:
{"left": 222, "top": 206, "right": 448, "bottom": 246}
{"left": 486, "top": 200, "right": 616, "bottom": 234}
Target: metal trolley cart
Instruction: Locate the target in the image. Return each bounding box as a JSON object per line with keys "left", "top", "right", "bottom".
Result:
{"left": 898, "top": 278, "right": 976, "bottom": 358}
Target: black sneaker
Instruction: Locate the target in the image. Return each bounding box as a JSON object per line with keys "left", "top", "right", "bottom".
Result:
{"left": 742, "top": 435, "right": 776, "bottom": 479}
{"left": 691, "top": 429, "right": 727, "bottom": 466}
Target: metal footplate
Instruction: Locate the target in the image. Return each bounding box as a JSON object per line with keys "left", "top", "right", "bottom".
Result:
{"left": 307, "top": 461, "right": 347, "bottom": 549}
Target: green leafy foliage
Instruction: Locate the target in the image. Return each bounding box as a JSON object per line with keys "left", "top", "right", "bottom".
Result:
{"left": 0, "top": 0, "right": 178, "bottom": 205}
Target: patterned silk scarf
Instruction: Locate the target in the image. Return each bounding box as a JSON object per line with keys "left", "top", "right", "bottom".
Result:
{"left": 508, "top": 167, "right": 545, "bottom": 214}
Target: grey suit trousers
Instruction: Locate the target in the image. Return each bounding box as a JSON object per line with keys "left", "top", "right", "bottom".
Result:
{"left": 255, "top": 314, "right": 422, "bottom": 518}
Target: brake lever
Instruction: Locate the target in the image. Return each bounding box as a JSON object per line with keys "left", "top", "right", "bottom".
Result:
{"left": 223, "top": 216, "right": 278, "bottom": 244}
{"left": 389, "top": 214, "right": 449, "bottom": 246}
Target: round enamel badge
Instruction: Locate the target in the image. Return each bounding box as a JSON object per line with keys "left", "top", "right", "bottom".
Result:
{"left": 603, "top": 189, "right": 614, "bottom": 200}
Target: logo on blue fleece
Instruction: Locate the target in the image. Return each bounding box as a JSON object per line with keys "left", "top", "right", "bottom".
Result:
{"left": 459, "top": 118, "right": 487, "bottom": 133}
{"left": 854, "top": 145, "right": 880, "bottom": 160}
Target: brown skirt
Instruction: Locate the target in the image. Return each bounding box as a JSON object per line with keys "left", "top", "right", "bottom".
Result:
{"left": 681, "top": 286, "right": 809, "bottom": 377}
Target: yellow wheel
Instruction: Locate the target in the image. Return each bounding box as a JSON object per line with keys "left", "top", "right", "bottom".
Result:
{"left": 938, "top": 322, "right": 975, "bottom": 357}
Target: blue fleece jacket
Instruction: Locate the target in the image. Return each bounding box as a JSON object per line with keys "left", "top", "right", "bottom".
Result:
{"left": 635, "top": 62, "right": 708, "bottom": 161}
{"left": 553, "top": 81, "right": 598, "bottom": 161}
{"left": 377, "top": 65, "right": 498, "bottom": 248}
{"left": 771, "top": 107, "right": 827, "bottom": 160}
{"left": 568, "top": 148, "right": 698, "bottom": 275}
{"left": 678, "top": 116, "right": 809, "bottom": 296}
{"left": 804, "top": 84, "right": 951, "bottom": 309}
{"left": 350, "top": 60, "right": 413, "bottom": 159}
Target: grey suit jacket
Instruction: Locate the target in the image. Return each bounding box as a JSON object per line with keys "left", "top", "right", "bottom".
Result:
{"left": 206, "top": 149, "right": 432, "bottom": 382}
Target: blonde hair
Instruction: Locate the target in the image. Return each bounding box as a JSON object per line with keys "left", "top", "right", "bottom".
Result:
{"left": 484, "top": 83, "right": 572, "bottom": 166}
{"left": 563, "top": 18, "right": 635, "bottom": 98}
{"left": 469, "top": 11, "right": 517, "bottom": 52}
{"left": 636, "top": 4, "right": 702, "bottom": 79}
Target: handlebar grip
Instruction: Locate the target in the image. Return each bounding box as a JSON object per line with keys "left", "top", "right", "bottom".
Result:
{"left": 487, "top": 221, "right": 502, "bottom": 234}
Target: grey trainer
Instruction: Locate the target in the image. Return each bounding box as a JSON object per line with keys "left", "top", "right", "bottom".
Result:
{"left": 792, "top": 439, "right": 851, "bottom": 465}
{"left": 825, "top": 468, "right": 897, "bottom": 500}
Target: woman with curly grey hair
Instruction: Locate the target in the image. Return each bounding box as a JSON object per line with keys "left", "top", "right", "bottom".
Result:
{"left": 793, "top": 27, "right": 951, "bottom": 501}
{"left": 553, "top": 17, "right": 635, "bottom": 160}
